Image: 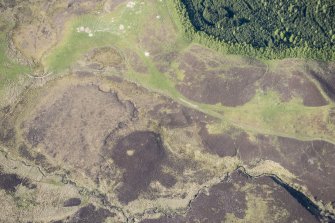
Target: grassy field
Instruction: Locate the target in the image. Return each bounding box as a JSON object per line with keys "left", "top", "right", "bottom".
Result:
{"left": 43, "top": 0, "right": 189, "bottom": 96}
{"left": 223, "top": 91, "right": 335, "bottom": 143}
{"left": 43, "top": 13, "right": 121, "bottom": 72}
{"left": 39, "top": 0, "right": 335, "bottom": 144}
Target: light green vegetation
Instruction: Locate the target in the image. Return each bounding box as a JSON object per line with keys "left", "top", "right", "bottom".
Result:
{"left": 223, "top": 91, "right": 335, "bottom": 143}
{"left": 43, "top": 13, "right": 121, "bottom": 72}
{"left": 43, "top": 0, "right": 187, "bottom": 95}
{"left": 41, "top": 0, "right": 335, "bottom": 144}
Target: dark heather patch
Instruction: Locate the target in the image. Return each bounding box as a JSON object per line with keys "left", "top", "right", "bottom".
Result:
{"left": 18, "top": 144, "right": 34, "bottom": 161}
{"left": 153, "top": 52, "right": 178, "bottom": 73}
{"left": 260, "top": 71, "right": 291, "bottom": 102}
{"left": 149, "top": 100, "right": 211, "bottom": 129}
{"left": 329, "top": 108, "right": 335, "bottom": 124}
{"left": 140, "top": 172, "right": 248, "bottom": 223}
{"left": 35, "top": 153, "right": 49, "bottom": 167}
{"left": 237, "top": 134, "right": 276, "bottom": 162}
{"left": 87, "top": 63, "right": 103, "bottom": 70}
{"left": 24, "top": 104, "right": 56, "bottom": 148}
{"left": 141, "top": 171, "right": 319, "bottom": 223}
{"left": 111, "top": 131, "right": 176, "bottom": 204}
{"left": 187, "top": 173, "right": 247, "bottom": 221}
{"left": 0, "top": 119, "right": 15, "bottom": 144}
{"left": 157, "top": 108, "right": 191, "bottom": 129}
{"left": 27, "top": 127, "right": 46, "bottom": 146}
{"left": 69, "top": 204, "right": 115, "bottom": 223}
{"left": 0, "top": 172, "right": 22, "bottom": 192}
{"left": 35, "top": 153, "right": 58, "bottom": 173}
{"left": 198, "top": 125, "right": 236, "bottom": 157}
{"left": 251, "top": 176, "right": 319, "bottom": 223}
{"left": 312, "top": 73, "right": 335, "bottom": 100}
{"left": 124, "top": 100, "right": 138, "bottom": 120}
{"left": 159, "top": 173, "right": 177, "bottom": 188}
{"left": 140, "top": 217, "right": 182, "bottom": 223}
{"left": 24, "top": 85, "right": 131, "bottom": 176}
{"left": 308, "top": 63, "right": 335, "bottom": 101}
{"left": 178, "top": 75, "right": 258, "bottom": 107}
{"left": 207, "top": 60, "right": 220, "bottom": 68}
{"left": 153, "top": 52, "right": 178, "bottom": 64}
{"left": 0, "top": 171, "right": 35, "bottom": 191}
{"left": 199, "top": 125, "right": 258, "bottom": 158}
{"left": 167, "top": 113, "right": 188, "bottom": 127}
{"left": 179, "top": 52, "right": 207, "bottom": 74}
{"left": 270, "top": 177, "right": 327, "bottom": 222}
{"left": 3, "top": 0, "right": 16, "bottom": 8}
{"left": 18, "top": 144, "right": 57, "bottom": 173}
{"left": 236, "top": 133, "right": 335, "bottom": 204}
{"left": 106, "top": 75, "right": 123, "bottom": 83}
{"left": 1, "top": 105, "right": 10, "bottom": 114}
{"left": 276, "top": 138, "right": 335, "bottom": 203}
{"left": 177, "top": 50, "right": 265, "bottom": 106}
{"left": 288, "top": 72, "right": 328, "bottom": 107}
{"left": 75, "top": 70, "right": 94, "bottom": 77}
{"left": 63, "top": 198, "right": 82, "bottom": 207}
{"left": 261, "top": 70, "right": 328, "bottom": 106}
{"left": 24, "top": 181, "right": 37, "bottom": 190}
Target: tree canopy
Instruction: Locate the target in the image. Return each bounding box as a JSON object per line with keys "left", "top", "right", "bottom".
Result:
{"left": 174, "top": 0, "right": 335, "bottom": 60}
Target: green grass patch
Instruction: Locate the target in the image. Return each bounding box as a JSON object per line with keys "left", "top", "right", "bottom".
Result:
{"left": 43, "top": 0, "right": 187, "bottom": 99}
{"left": 43, "top": 14, "right": 121, "bottom": 73}
{"left": 43, "top": 1, "right": 151, "bottom": 72}
{"left": 222, "top": 91, "right": 335, "bottom": 142}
